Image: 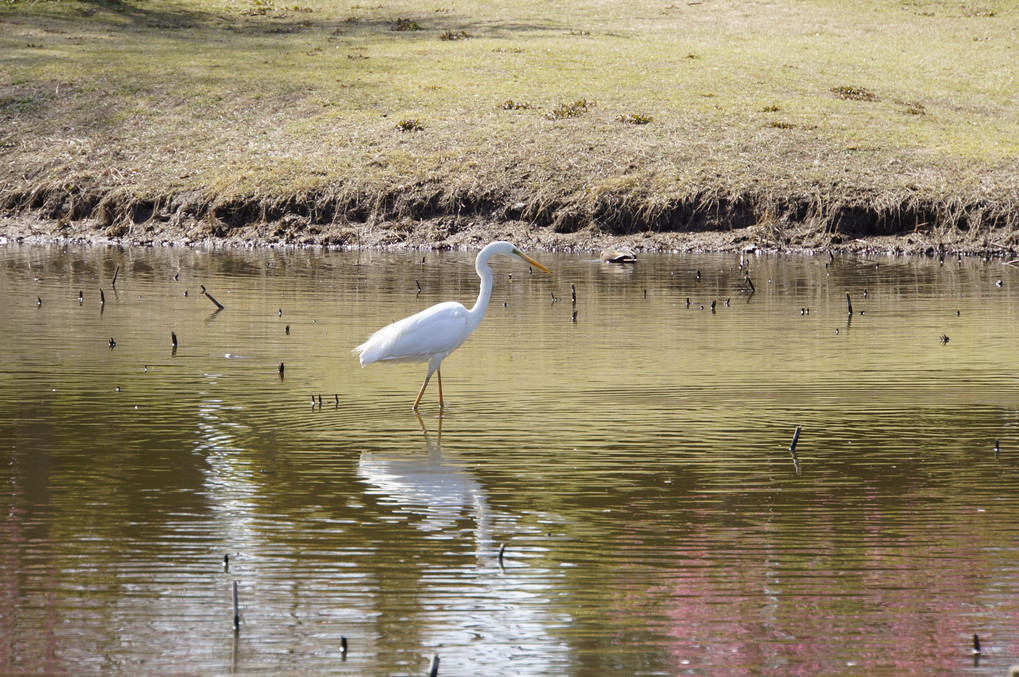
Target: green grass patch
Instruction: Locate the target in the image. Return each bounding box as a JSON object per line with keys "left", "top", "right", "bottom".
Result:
{"left": 500, "top": 100, "right": 532, "bottom": 110}
{"left": 439, "top": 29, "right": 469, "bottom": 41}
{"left": 390, "top": 17, "right": 419, "bottom": 32}
{"left": 396, "top": 118, "right": 424, "bottom": 132}
{"left": 546, "top": 99, "right": 594, "bottom": 120}
{"left": 831, "top": 86, "right": 878, "bottom": 102}
{"left": 618, "top": 113, "right": 653, "bottom": 125}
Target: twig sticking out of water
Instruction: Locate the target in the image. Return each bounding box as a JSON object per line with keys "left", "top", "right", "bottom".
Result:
{"left": 79, "top": 291, "right": 83, "bottom": 304}
{"left": 428, "top": 653, "right": 439, "bottom": 677}
{"left": 973, "top": 634, "right": 982, "bottom": 655}
{"left": 223, "top": 554, "right": 229, "bottom": 571}
{"left": 279, "top": 362, "right": 285, "bottom": 377}
{"left": 571, "top": 310, "right": 578, "bottom": 323}
{"left": 171, "top": 331, "right": 178, "bottom": 348}
{"left": 200, "top": 285, "right": 225, "bottom": 310}
{"left": 100, "top": 289, "right": 105, "bottom": 306}
{"left": 789, "top": 426, "right": 802, "bottom": 474}
{"left": 498, "top": 543, "right": 506, "bottom": 567}
{"left": 416, "top": 280, "right": 422, "bottom": 294}
{"left": 846, "top": 292, "right": 853, "bottom": 315}
{"left": 571, "top": 284, "right": 576, "bottom": 306}
{"left": 37, "top": 296, "right": 42, "bottom": 307}
{"left": 340, "top": 636, "right": 347, "bottom": 655}
{"left": 232, "top": 581, "right": 240, "bottom": 631}
{"left": 285, "top": 325, "right": 290, "bottom": 335}
{"left": 112, "top": 265, "right": 120, "bottom": 289}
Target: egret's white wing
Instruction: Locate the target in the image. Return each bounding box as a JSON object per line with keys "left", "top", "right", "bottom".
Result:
{"left": 354, "top": 301, "right": 471, "bottom": 365}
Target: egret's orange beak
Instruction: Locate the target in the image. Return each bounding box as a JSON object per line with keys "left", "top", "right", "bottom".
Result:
{"left": 517, "top": 251, "right": 551, "bottom": 274}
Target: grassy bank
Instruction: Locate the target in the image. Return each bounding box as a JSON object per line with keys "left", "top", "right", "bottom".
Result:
{"left": 1, "top": 0, "right": 1018, "bottom": 251}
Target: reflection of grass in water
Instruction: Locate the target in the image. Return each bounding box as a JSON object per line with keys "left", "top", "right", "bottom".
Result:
{"left": 1, "top": 0, "right": 1018, "bottom": 237}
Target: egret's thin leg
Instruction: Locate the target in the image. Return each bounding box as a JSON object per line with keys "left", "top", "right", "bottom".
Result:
{"left": 437, "top": 368, "right": 444, "bottom": 408}
{"left": 413, "top": 374, "right": 432, "bottom": 411}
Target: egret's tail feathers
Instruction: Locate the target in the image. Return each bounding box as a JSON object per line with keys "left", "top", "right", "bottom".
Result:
{"left": 352, "top": 341, "right": 374, "bottom": 366}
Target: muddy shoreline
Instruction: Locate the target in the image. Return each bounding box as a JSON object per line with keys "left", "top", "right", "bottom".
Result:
{"left": 2, "top": 210, "right": 1015, "bottom": 259}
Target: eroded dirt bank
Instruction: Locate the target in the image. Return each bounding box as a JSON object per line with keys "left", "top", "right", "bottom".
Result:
{"left": 2, "top": 186, "right": 1018, "bottom": 257}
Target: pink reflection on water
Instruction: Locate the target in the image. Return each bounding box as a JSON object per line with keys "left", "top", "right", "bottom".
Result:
{"left": 606, "top": 484, "right": 1019, "bottom": 676}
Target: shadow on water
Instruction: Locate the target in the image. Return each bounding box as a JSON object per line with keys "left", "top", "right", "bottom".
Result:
{"left": 3, "top": 243, "right": 1019, "bottom": 675}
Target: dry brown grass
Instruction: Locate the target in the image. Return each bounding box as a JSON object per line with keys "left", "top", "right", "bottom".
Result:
{"left": 1, "top": 0, "right": 1018, "bottom": 251}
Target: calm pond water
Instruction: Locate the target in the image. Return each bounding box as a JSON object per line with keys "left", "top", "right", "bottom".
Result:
{"left": 2, "top": 241, "right": 1019, "bottom": 676}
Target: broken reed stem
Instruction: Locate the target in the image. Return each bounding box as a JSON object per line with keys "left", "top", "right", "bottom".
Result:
{"left": 200, "top": 285, "right": 225, "bottom": 310}
{"left": 846, "top": 292, "right": 853, "bottom": 315}
{"left": 100, "top": 289, "right": 105, "bottom": 305}
{"left": 788, "top": 426, "right": 802, "bottom": 474}
{"left": 232, "top": 581, "right": 240, "bottom": 631}
{"left": 111, "top": 265, "right": 119, "bottom": 288}
{"left": 428, "top": 653, "right": 439, "bottom": 677}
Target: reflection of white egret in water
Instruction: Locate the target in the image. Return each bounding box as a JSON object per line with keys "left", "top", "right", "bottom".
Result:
{"left": 356, "top": 428, "right": 571, "bottom": 673}
{"left": 356, "top": 424, "right": 494, "bottom": 563}
{"left": 194, "top": 388, "right": 263, "bottom": 554}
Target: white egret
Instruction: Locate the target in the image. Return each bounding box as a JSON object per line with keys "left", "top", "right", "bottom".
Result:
{"left": 354, "top": 241, "right": 551, "bottom": 410}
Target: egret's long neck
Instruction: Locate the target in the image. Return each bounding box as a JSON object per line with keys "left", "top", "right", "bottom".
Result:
{"left": 467, "top": 257, "right": 494, "bottom": 331}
